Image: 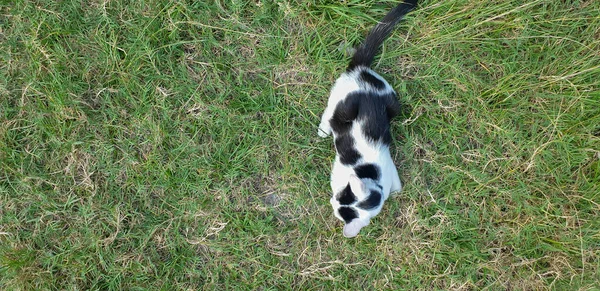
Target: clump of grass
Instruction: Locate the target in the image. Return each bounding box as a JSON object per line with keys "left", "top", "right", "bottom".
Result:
{"left": 1, "top": 0, "right": 599, "bottom": 289}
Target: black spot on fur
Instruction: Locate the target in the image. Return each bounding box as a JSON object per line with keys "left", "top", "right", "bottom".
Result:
{"left": 338, "top": 206, "right": 358, "bottom": 223}
{"left": 337, "top": 184, "right": 357, "bottom": 205}
{"left": 385, "top": 92, "right": 401, "bottom": 120}
{"left": 330, "top": 93, "right": 360, "bottom": 134}
{"left": 357, "top": 190, "right": 382, "bottom": 210}
{"left": 351, "top": 91, "right": 399, "bottom": 145}
{"left": 360, "top": 71, "right": 386, "bottom": 90}
{"left": 354, "top": 163, "right": 380, "bottom": 181}
{"left": 335, "top": 134, "right": 361, "bottom": 165}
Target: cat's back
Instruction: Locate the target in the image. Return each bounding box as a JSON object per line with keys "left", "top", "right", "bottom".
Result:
{"left": 331, "top": 67, "right": 393, "bottom": 98}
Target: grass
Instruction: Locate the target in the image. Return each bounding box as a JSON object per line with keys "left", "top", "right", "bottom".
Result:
{"left": 1, "top": 0, "right": 599, "bottom": 289}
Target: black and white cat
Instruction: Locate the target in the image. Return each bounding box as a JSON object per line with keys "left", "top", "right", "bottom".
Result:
{"left": 318, "top": 0, "right": 418, "bottom": 238}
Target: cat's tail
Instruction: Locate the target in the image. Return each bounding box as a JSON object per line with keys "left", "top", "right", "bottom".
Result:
{"left": 348, "top": 0, "right": 418, "bottom": 70}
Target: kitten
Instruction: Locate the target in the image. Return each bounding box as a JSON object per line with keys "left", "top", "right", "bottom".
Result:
{"left": 318, "top": 0, "right": 418, "bottom": 238}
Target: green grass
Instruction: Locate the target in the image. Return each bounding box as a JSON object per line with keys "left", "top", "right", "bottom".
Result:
{"left": 1, "top": 0, "right": 599, "bottom": 289}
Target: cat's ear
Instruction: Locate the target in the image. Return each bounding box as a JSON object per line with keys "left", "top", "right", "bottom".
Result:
{"left": 343, "top": 219, "right": 369, "bottom": 238}
{"left": 348, "top": 174, "right": 365, "bottom": 194}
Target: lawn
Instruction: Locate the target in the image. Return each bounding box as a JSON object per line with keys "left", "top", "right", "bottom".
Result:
{"left": 1, "top": 0, "right": 599, "bottom": 289}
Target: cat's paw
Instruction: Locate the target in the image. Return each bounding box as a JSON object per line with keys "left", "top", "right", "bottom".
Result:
{"left": 390, "top": 187, "right": 403, "bottom": 194}
{"left": 318, "top": 126, "right": 331, "bottom": 138}
{"left": 390, "top": 177, "right": 402, "bottom": 193}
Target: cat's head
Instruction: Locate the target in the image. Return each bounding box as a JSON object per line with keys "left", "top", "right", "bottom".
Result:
{"left": 330, "top": 174, "right": 382, "bottom": 238}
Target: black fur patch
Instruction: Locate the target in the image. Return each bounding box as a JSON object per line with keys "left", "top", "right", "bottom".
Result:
{"left": 338, "top": 206, "right": 358, "bottom": 223}
{"left": 354, "top": 91, "right": 399, "bottom": 145}
{"left": 330, "top": 93, "right": 360, "bottom": 134}
{"left": 357, "top": 190, "right": 382, "bottom": 210}
{"left": 360, "top": 70, "right": 386, "bottom": 90}
{"left": 385, "top": 92, "right": 401, "bottom": 120}
{"left": 354, "top": 163, "right": 380, "bottom": 181}
{"left": 337, "top": 184, "right": 357, "bottom": 205}
{"left": 335, "top": 134, "right": 361, "bottom": 165}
